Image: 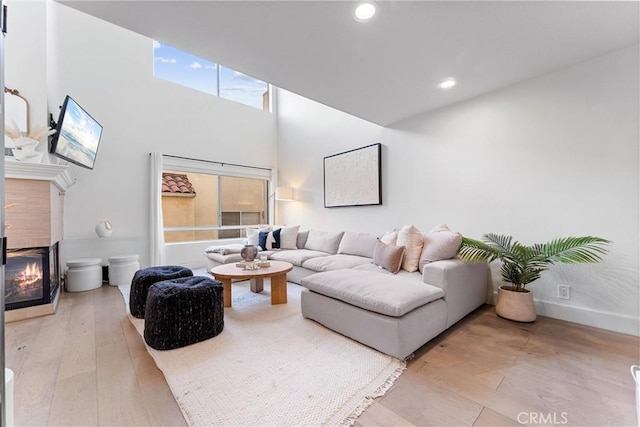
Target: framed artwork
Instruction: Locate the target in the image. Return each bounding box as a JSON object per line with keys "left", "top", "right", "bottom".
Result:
{"left": 323, "top": 143, "right": 382, "bottom": 208}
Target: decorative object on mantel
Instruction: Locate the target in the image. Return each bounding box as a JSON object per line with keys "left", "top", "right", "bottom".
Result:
{"left": 458, "top": 233, "right": 610, "bottom": 322}
{"left": 95, "top": 220, "right": 113, "bottom": 238}
{"left": 5, "top": 121, "right": 55, "bottom": 163}
{"left": 240, "top": 244, "right": 258, "bottom": 262}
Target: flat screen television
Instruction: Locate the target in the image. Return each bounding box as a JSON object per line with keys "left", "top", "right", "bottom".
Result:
{"left": 49, "top": 96, "right": 103, "bottom": 170}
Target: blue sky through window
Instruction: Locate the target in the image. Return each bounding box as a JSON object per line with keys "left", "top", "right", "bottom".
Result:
{"left": 153, "top": 41, "right": 268, "bottom": 110}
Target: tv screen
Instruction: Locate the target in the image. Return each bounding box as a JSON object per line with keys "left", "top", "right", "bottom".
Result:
{"left": 49, "top": 96, "right": 103, "bottom": 170}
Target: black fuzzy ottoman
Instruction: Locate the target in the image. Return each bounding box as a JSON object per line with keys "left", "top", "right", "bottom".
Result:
{"left": 129, "top": 266, "right": 193, "bottom": 318}
{"left": 143, "top": 276, "right": 225, "bottom": 350}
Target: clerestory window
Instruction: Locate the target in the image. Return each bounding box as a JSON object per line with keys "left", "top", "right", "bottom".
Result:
{"left": 153, "top": 41, "right": 270, "bottom": 111}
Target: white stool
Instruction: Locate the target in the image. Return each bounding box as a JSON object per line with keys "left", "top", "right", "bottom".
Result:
{"left": 66, "top": 258, "right": 103, "bottom": 292}
{"left": 108, "top": 254, "right": 140, "bottom": 287}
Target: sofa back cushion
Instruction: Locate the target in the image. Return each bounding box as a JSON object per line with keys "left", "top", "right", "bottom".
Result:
{"left": 337, "top": 232, "right": 379, "bottom": 258}
{"left": 297, "top": 230, "right": 310, "bottom": 249}
{"left": 304, "top": 230, "right": 345, "bottom": 254}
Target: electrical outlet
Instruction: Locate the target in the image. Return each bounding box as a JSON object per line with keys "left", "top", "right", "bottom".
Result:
{"left": 558, "top": 285, "right": 571, "bottom": 300}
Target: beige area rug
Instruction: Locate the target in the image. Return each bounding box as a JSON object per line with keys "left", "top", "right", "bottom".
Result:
{"left": 119, "top": 281, "right": 405, "bottom": 426}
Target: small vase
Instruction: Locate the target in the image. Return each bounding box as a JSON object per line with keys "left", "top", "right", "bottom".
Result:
{"left": 95, "top": 220, "right": 113, "bottom": 238}
{"left": 496, "top": 285, "right": 536, "bottom": 322}
{"left": 240, "top": 244, "right": 258, "bottom": 262}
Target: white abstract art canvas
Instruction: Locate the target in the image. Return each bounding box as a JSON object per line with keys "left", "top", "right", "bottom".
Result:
{"left": 324, "top": 143, "right": 381, "bottom": 207}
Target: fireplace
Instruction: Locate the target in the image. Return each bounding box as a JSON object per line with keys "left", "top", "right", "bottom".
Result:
{"left": 5, "top": 243, "right": 59, "bottom": 310}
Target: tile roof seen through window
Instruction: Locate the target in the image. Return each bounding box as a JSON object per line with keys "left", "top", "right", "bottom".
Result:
{"left": 162, "top": 173, "right": 196, "bottom": 194}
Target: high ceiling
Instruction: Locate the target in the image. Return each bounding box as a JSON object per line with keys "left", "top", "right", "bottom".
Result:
{"left": 59, "top": 1, "right": 639, "bottom": 126}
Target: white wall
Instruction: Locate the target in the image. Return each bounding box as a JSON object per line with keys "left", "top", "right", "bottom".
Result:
{"left": 277, "top": 46, "right": 640, "bottom": 335}
{"left": 7, "top": 2, "right": 277, "bottom": 267}
{"left": 5, "top": 0, "right": 48, "bottom": 154}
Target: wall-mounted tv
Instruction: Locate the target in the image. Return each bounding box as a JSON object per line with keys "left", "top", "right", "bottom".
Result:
{"left": 49, "top": 96, "right": 103, "bottom": 170}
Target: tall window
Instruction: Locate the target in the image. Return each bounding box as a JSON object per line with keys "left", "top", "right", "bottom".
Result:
{"left": 153, "top": 41, "right": 270, "bottom": 111}
{"left": 161, "top": 157, "right": 271, "bottom": 243}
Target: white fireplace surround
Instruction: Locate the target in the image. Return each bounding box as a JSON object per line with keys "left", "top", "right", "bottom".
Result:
{"left": 4, "top": 158, "right": 76, "bottom": 192}
{"left": 4, "top": 158, "right": 75, "bottom": 322}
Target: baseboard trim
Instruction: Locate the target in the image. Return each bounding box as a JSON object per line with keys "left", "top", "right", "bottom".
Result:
{"left": 533, "top": 299, "right": 640, "bottom": 336}
{"left": 489, "top": 291, "right": 639, "bottom": 336}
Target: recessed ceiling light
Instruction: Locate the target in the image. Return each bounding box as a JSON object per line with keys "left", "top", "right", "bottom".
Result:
{"left": 438, "top": 78, "right": 457, "bottom": 89}
{"left": 354, "top": 2, "right": 377, "bottom": 22}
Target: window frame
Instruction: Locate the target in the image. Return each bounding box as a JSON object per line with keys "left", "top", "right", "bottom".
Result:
{"left": 162, "top": 155, "right": 274, "bottom": 243}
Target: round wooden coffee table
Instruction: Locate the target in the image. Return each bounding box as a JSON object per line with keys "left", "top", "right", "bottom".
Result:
{"left": 209, "top": 261, "right": 293, "bottom": 307}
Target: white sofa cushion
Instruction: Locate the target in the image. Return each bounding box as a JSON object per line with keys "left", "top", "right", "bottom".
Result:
{"left": 353, "top": 263, "right": 422, "bottom": 280}
{"left": 269, "top": 249, "right": 330, "bottom": 267}
{"left": 301, "top": 269, "right": 444, "bottom": 317}
{"left": 297, "top": 230, "right": 309, "bottom": 249}
{"left": 337, "top": 232, "right": 379, "bottom": 258}
{"left": 397, "top": 225, "right": 424, "bottom": 272}
{"left": 304, "top": 230, "right": 344, "bottom": 254}
{"left": 302, "top": 254, "right": 372, "bottom": 272}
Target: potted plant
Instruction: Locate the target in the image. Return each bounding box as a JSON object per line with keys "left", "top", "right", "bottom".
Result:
{"left": 457, "top": 233, "right": 610, "bottom": 322}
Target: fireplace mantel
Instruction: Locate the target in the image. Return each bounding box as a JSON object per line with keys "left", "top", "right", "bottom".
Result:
{"left": 4, "top": 158, "right": 76, "bottom": 192}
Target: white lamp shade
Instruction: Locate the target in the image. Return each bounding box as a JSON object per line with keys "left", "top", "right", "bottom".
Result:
{"left": 275, "top": 186, "right": 295, "bottom": 201}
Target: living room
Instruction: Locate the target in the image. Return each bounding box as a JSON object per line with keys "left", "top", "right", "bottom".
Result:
{"left": 3, "top": 1, "right": 639, "bottom": 426}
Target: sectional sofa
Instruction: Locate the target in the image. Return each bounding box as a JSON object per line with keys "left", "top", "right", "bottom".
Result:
{"left": 204, "top": 226, "right": 489, "bottom": 359}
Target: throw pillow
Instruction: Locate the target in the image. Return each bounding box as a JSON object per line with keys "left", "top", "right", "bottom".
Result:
{"left": 430, "top": 223, "right": 451, "bottom": 233}
{"left": 396, "top": 224, "right": 424, "bottom": 272}
{"left": 373, "top": 241, "right": 405, "bottom": 274}
{"left": 380, "top": 230, "right": 398, "bottom": 246}
{"left": 246, "top": 226, "right": 272, "bottom": 247}
{"left": 419, "top": 225, "right": 462, "bottom": 272}
{"left": 258, "top": 228, "right": 281, "bottom": 250}
{"left": 277, "top": 225, "right": 301, "bottom": 249}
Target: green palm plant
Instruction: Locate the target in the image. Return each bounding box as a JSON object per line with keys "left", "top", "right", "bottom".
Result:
{"left": 458, "top": 233, "right": 611, "bottom": 292}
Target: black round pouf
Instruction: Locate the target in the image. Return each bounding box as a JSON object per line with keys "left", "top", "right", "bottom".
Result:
{"left": 143, "top": 276, "right": 225, "bottom": 350}
{"left": 129, "top": 266, "right": 193, "bottom": 318}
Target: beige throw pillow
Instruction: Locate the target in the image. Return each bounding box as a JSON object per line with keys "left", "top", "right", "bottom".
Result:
{"left": 373, "top": 241, "right": 405, "bottom": 274}
{"left": 380, "top": 230, "right": 398, "bottom": 246}
{"left": 397, "top": 225, "right": 424, "bottom": 272}
{"left": 419, "top": 224, "right": 463, "bottom": 273}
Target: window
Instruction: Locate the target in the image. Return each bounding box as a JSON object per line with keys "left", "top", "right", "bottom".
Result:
{"left": 161, "top": 156, "right": 271, "bottom": 243}
{"left": 153, "top": 41, "right": 270, "bottom": 111}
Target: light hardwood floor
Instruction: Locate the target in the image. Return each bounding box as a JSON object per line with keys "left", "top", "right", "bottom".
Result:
{"left": 5, "top": 284, "right": 639, "bottom": 426}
